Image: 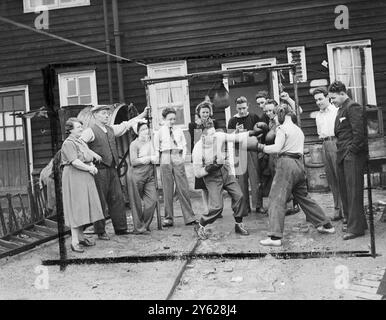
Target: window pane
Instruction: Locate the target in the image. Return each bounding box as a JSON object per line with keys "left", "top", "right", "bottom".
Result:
{"left": 79, "top": 77, "right": 91, "bottom": 96}
{"left": 5, "top": 127, "right": 15, "bottom": 141}
{"left": 67, "top": 97, "right": 78, "bottom": 105}
{"left": 0, "top": 129, "right": 3, "bottom": 141}
{"left": 13, "top": 95, "right": 24, "bottom": 110}
{"left": 175, "top": 108, "right": 185, "bottom": 125}
{"left": 3, "top": 97, "right": 13, "bottom": 111}
{"left": 4, "top": 112, "right": 14, "bottom": 126}
{"left": 67, "top": 79, "right": 77, "bottom": 96}
{"left": 15, "top": 116, "right": 22, "bottom": 126}
{"left": 16, "top": 126, "right": 23, "bottom": 140}
{"left": 0, "top": 113, "right": 3, "bottom": 127}
{"left": 0, "top": 98, "right": 3, "bottom": 111}
{"left": 30, "top": 0, "right": 56, "bottom": 6}
{"left": 79, "top": 95, "right": 91, "bottom": 104}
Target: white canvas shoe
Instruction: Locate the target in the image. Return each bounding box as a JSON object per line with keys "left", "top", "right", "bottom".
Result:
{"left": 259, "top": 237, "right": 282, "bottom": 247}
{"left": 317, "top": 226, "right": 336, "bottom": 234}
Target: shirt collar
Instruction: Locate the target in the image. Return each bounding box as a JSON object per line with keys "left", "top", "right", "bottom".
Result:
{"left": 234, "top": 112, "right": 249, "bottom": 118}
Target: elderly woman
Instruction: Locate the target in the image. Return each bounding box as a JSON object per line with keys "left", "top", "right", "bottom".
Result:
{"left": 61, "top": 118, "right": 104, "bottom": 253}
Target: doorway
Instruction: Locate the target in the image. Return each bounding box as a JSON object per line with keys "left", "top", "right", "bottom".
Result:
{"left": 0, "top": 86, "right": 31, "bottom": 195}
{"left": 222, "top": 58, "right": 279, "bottom": 125}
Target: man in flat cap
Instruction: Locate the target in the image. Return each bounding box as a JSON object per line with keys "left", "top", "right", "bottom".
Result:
{"left": 81, "top": 104, "right": 149, "bottom": 240}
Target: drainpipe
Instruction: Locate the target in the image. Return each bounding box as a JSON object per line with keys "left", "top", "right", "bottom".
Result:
{"left": 112, "top": 0, "right": 125, "bottom": 102}
{"left": 103, "top": 0, "right": 113, "bottom": 103}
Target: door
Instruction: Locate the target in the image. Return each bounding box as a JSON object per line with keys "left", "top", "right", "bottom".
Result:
{"left": 222, "top": 58, "right": 280, "bottom": 125}
{"left": 0, "top": 91, "right": 28, "bottom": 195}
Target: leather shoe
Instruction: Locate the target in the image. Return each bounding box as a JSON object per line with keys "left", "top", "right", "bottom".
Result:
{"left": 131, "top": 230, "right": 150, "bottom": 235}
{"left": 97, "top": 232, "right": 110, "bottom": 240}
{"left": 343, "top": 232, "right": 364, "bottom": 240}
{"left": 79, "top": 238, "right": 95, "bottom": 247}
{"left": 71, "top": 243, "right": 84, "bottom": 253}
{"left": 332, "top": 209, "right": 343, "bottom": 221}
{"left": 235, "top": 223, "right": 249, "bottom": 236}
{"left": 256, "top": 207, "right": 266, "bottom": 215}
{"left": 185, "top": 220, "right": 198, "bottom": 226}
{"left": 115, "top": 230, "right": 130, "bottom": 236}
{"left": 162, "top": 219, "right": 174, "bottom": 227}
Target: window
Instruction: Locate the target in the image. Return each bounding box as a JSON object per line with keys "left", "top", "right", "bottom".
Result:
{"left": 287, "top": 46, "right": 307, "bottom": 83}
{"left": 0, "top": 93, "right": 24, "bottom": 142}
{"left": 147, "top": 61, "right": 191, "bottom": 129}
{"left": 23, "top": 0, "right": 90, "bottom": 13}
{"left": 327, "top": 39, "right": 377, "bottom": 106}
{"left": 58, "top": 70, "right": 98, "bottom": 107}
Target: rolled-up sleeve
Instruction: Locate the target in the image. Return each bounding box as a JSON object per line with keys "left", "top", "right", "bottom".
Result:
{"left": 112, "top": 122, "right": 129, "bottom": 137}
{"left": 263, "top": 128, "right": 286, "bottom": 154}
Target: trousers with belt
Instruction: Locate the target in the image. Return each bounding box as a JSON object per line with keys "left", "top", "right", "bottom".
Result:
{"left": 322, "top": 139, "right": 342, "bottom": 212}
{"left": 201, "top": 165, "right": 247, "bottom": 226}
{"left": 160, "top": 151, "right": 196, "bottom": 224}
{"left": 337, "top": 151, "right": 367, "bottom": 234}
{"left": 93, "top": 164, "right": 127, "bottom": 234}
{"left": 268, "top": 156, "right": 330, "bottom": 238}
{"left": 130, "top": 164, "right": 157, "bottom": 231}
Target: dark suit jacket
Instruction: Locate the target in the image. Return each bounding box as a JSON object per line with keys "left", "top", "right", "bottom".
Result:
{"left": 334, "top": 98, "right": 367, "bottom": 163}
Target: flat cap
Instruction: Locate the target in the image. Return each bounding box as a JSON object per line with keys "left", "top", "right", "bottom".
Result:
{"left": 90, "top": 104, "right": 112, "bottom": 113}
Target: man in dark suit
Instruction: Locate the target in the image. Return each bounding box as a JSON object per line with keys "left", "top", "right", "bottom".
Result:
{"left": 328, "top": 81, "right": 368, "bottom": 240}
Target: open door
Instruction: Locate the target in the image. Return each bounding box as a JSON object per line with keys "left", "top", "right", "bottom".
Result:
{"left": 222, "top": 58, "right": 280, "bottom": 125}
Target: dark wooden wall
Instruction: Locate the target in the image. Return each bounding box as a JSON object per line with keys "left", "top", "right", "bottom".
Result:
{"left": 118, "top": 0, "right": 386, "bottom": 139}
{"left": 0, "top": 0, "right": 385, "bottom": 172}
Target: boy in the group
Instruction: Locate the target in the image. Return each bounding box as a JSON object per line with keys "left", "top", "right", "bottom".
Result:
{"left": 154, "top": 107, "right": 197, "bottom": 227}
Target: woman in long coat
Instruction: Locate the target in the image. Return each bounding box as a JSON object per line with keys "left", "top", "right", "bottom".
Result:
{"left": 61, "top": 118, "right": 104, "bottom": 253}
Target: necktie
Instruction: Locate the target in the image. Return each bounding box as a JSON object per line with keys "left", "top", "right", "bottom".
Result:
{"left": 170, "top": 127, "right": 178, "bottom": 147}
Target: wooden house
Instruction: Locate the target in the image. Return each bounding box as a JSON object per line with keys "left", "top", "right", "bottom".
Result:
{"left": 0, "top": 0, "right": 385, "bottom": 196}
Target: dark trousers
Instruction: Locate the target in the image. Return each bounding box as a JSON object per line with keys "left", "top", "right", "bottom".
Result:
{"left": 201, "top": 166, "right": 247, "bottom": 226}
{"left": 93, "top": 167, "right": 127, "bottom": 234}
{"left": 322, "top": 140, "right": 342, "bottom": 212}
{"left": 268, "top": 157, "right": 330, "bottom": 238}
{"left": 237, "top": 151, "right": 262, "bottom": 211}
{"left": 131, "top": 164, "right": 157, "bottom": 231}
{"left": 337, "top": 152, "right": 368, "bottom": 234}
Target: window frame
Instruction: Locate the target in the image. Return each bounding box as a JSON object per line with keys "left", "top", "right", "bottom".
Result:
{"left": 327, "top": 39, "right": 377, "bottom": 105}
{"left": 146, "top": 60, "right": 191, "bottom": 130}
{"left": 58, "top": 70, "right": 98, "bottom": 107}
{"left": 23, "top": 0, "right": 90, "bottom": 13}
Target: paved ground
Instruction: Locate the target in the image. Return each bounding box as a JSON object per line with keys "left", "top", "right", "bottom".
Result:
{"left": 0, "top": 189, "right": 385, "bottom": 300}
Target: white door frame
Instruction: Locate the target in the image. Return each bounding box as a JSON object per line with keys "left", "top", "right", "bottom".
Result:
{"left": 0, "top": 85, "right": 33, "bottom": 181}
{"left": 221, "top": 58, "right": 279, "bottom": 125}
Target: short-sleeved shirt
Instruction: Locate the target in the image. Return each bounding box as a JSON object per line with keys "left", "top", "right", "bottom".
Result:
{"left": 61, "top": 135, "right": 94, "bottom": 166}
